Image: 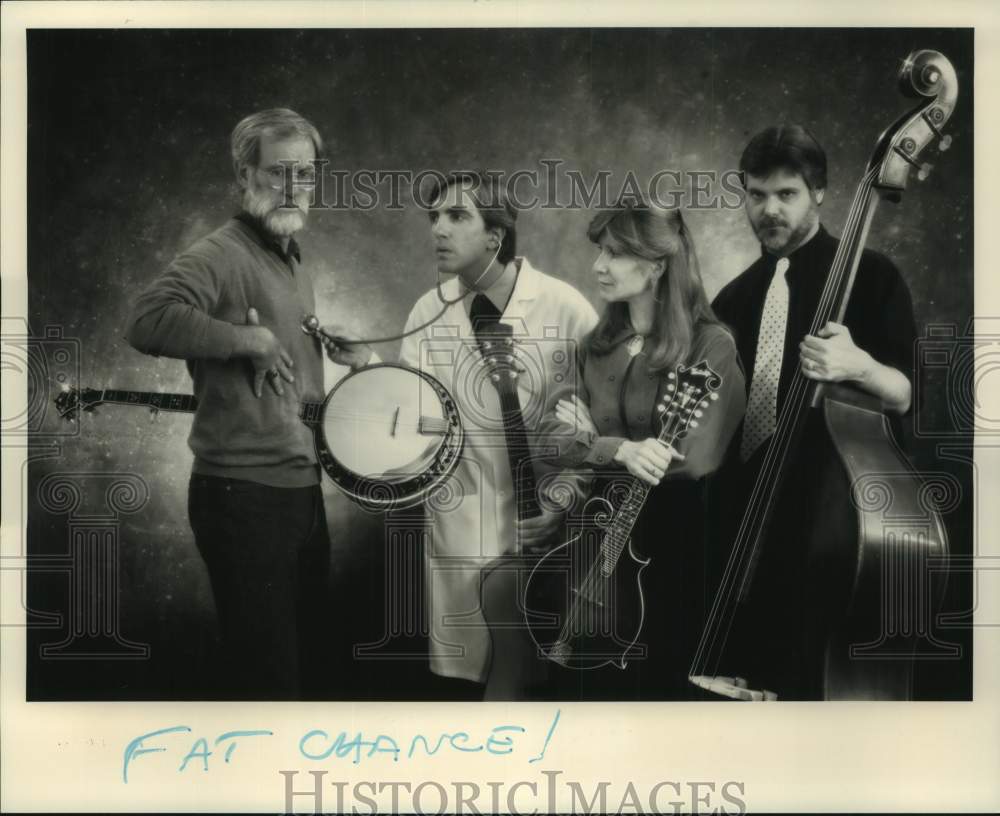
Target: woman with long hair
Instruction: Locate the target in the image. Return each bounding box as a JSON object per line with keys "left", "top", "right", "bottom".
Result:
{"left": 541, "top": 198, "right": 746, "bottom": 700}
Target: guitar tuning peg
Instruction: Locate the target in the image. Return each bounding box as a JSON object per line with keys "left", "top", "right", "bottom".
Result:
{"left": 710, "top": 393, "right": 719, "bottom": 401}
{"left": 694, "top": 410, "right": 703, "bottom": 418}
{"left": 656, "top": 404, "right": 666, "bottom": 413}
{"left": 490, "top": 373, "right": 500, "bottom": 383}
{"left": 690, "top": 420, "right": 699, "bottom": 428}
{"left": 666, "top": 384, "right": 675, "bottom": 392}
{"left": 939, "top": 134, "right": 952, "bottom": 152}
{"left": 917, "top": 162, "right": 933, "bottom": 181}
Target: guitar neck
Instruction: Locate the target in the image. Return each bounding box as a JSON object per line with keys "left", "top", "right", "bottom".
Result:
{"left": 92, "top": 389, "right": 324, "bottom": 425}
{"left": 494, "top": 382, "right": 542, "bottom": 522}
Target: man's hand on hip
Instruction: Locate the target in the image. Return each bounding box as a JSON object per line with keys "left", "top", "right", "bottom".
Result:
{"left": 234, "top": 306, "right": 296, "bottom": 398}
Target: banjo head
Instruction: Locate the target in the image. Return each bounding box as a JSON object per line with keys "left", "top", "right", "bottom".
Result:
{"left": 315, "top": 364, "right": 463, "bottom": 509}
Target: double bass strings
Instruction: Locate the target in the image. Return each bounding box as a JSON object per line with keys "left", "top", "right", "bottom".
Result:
{"left": 690, "top": 165, "right": 881, "bottom": 683}
{"left": 691, "top": 166, "right": 878, "bottom": 679}
{"left": 693, "top": 165, "right": 880, "bottom": 677}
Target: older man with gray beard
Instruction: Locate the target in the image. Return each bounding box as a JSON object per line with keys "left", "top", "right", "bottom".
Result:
{"left": 127, "top": 108, "right": 365, "bottom": 699}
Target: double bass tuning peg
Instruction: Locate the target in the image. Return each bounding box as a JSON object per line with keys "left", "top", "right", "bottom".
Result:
{"left": 938, "top": 135, "right": 952, "bottom": 152}
{"left": 917, "top": 162, "right": 934, "bottom": 182}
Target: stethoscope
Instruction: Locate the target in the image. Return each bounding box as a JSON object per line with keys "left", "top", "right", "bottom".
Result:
{"left": 268, "top": 171, "right": 505, "bottom": 349}
{"left": 306, "top": 239, "right": 506, "bottom": 349}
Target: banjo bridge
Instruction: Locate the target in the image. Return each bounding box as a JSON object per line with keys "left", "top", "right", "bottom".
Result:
{"left": 418, "top": 416, "right": 450, "bottom": 435}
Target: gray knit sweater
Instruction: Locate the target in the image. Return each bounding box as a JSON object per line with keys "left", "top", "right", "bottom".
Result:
{"left": 126, "top": 216, "right": 324, "bottom": 487}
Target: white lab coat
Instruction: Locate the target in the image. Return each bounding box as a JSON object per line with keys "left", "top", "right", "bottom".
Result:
{"left": 400, "top": 257, "right": 598, "bottom": 682}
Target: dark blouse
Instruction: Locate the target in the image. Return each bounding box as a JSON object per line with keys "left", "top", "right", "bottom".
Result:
{"left": 543, "top": 321, "right": 747, "bottom": 480}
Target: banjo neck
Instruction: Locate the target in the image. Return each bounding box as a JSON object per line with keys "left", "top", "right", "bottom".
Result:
{"left": 57, "top": 361, "right": 466, "bottom": 514}
{"left": 67, "top": 388, "right": 325, "bottom": 426}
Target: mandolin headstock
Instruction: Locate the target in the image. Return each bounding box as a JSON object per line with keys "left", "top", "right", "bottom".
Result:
{"left": 870, "top": 50, "right": 958, "bottom": 197}
{"left": 655, "top": 359, "right": 722, "bottom": 442}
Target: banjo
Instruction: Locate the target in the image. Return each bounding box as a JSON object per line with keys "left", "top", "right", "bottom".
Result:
{"left": 54, "top": 318, "right": 464, "bottom": 510}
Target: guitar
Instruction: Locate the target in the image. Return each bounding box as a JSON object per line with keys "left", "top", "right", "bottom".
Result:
{"left": 523, "top": 359, "right": 721, "bottom": 670}
{"left": 471, "top": 322, "right": 551, "bottom": 700}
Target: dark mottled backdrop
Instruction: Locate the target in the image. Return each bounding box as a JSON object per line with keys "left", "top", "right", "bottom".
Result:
{"left": 25, "top": 28, "right": 973, "bottom": 699}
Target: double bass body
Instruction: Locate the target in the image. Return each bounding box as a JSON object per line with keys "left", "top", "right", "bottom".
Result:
{"left": 728, "top": 384, "right": 950, "bottom": 700}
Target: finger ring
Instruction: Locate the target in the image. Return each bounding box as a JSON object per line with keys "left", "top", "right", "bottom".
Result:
{"left": 267, "top": 368, "right": 279, "bottom": 378}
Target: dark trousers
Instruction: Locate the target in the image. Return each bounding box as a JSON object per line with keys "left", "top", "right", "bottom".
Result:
{"left": 188, "top": 473, "right": 331, "bottom": 700}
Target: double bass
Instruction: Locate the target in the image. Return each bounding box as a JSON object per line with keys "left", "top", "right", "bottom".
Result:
{"left": 689, "top": 50, "right": 956, "bottom": 701}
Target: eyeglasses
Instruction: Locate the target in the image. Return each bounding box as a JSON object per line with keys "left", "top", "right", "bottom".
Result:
{"left": 257, "top": 164, "right": 318, "bottom": 190}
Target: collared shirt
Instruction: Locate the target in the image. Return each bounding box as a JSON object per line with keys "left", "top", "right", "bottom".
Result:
{"left": 712, "top": 225, "right": 917, "bottom": 416}
{"left": 461, "top": 260, "right": 519, "bottom": 319}
{"left": 234, "top": 211, "right": 302, "bottom": 265}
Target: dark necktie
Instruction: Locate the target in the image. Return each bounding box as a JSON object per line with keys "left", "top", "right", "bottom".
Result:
{"left": 469, "top": 293, "right": 503, "bottom": 335}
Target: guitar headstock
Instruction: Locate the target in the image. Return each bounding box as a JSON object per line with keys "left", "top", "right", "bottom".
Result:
{"left": 655, "top": 359, "right": 722, "bottom": 441}
{"left": 53, "top": 385, "right": 103, "bottom": 421}
{"left": 870, "top": 49, "right": 958, "bottom": 197}
{"left": 474, "top": 322, "right": 522, "bottom": 391}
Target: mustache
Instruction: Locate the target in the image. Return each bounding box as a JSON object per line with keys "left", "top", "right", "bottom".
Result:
{"left": 758, "top": 217, "right": 788, "bottom": 229}
{"left": 244, "top": 187, "right": 307, "bottom": 217}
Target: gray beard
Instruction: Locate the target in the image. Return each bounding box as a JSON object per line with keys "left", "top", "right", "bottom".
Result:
{"left": 242, "top": 186, "right": 307, "bottom": 238}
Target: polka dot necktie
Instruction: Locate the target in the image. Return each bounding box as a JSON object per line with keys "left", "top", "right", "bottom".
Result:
{"left": 740, "top": 256, "right": 790, "bottom": 462}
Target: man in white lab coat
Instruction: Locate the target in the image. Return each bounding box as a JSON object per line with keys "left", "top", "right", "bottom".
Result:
{"left": 399, "top": 171, "right": 598, "bottom": 698}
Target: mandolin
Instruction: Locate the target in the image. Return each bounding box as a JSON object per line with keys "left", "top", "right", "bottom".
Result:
{"left": 523, "top": 360, "right": 720, "bottom": 670}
